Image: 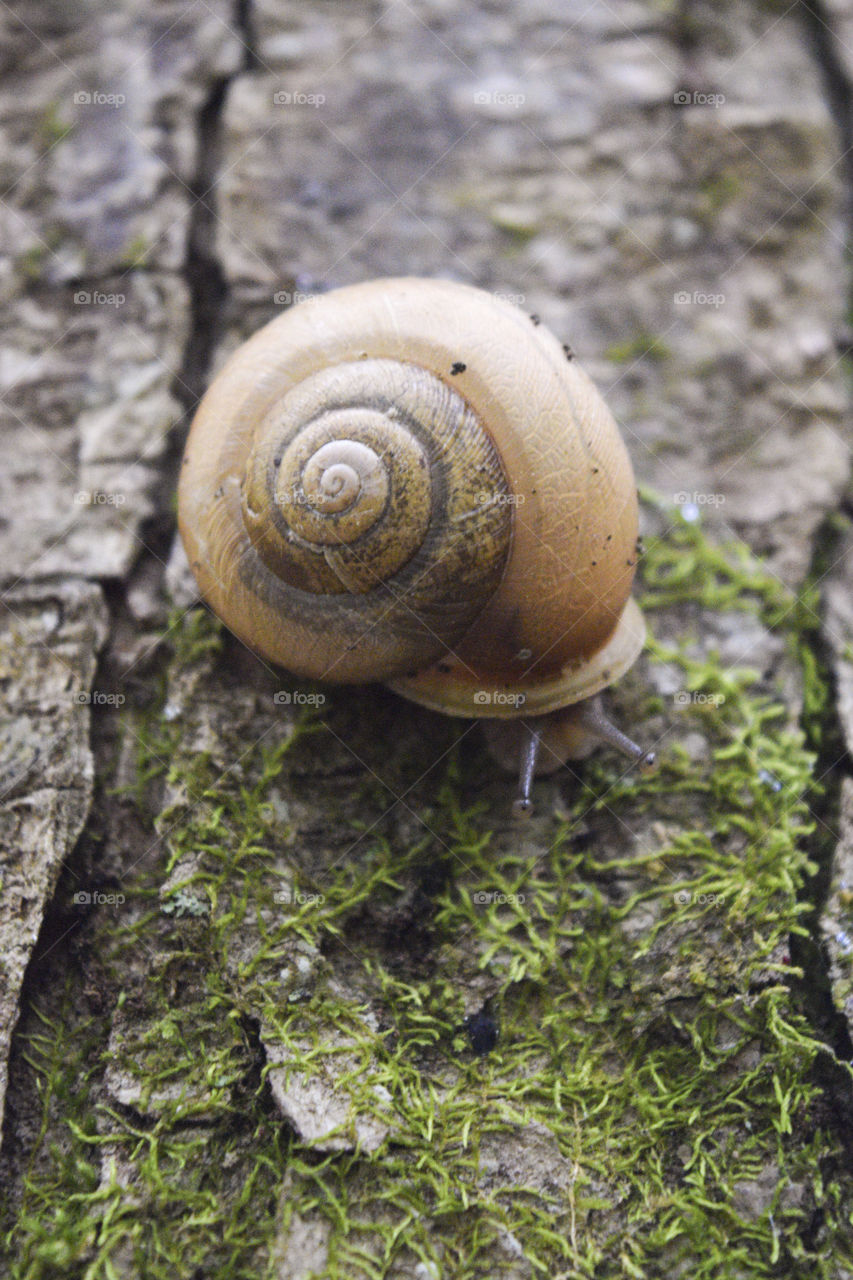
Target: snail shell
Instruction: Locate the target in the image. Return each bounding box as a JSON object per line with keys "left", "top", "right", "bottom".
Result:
{"left": 178, "top": 277, "right": 644, "bottom": 718}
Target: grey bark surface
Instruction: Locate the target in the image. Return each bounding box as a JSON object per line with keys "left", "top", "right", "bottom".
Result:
{"left": 3, "top": 0, "right": 853, "bottom": 1276}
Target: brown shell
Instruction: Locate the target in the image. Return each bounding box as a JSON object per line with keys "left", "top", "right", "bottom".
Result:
{"left": 178, "top": 277, "right": 644, "bottom": 712}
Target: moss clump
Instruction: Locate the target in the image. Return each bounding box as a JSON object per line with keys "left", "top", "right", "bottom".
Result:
{"left": 700, "top": 171, "right": 741, "bottom": 217}
{"left": 605, "top": 332, "right": 671, "bottom": 364}
{"left": 4, "top": 503, "right": 853, "bottom": 1278}
{"left": 121, "top": 233, "right": 152, "bottom": 269}
{"left": 17, "top": 227, "right": 67, "bottom": 284}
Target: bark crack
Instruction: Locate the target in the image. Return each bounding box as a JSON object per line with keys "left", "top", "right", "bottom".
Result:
{"left": 801, "top": 1, "right": 853, "bottom": 220}
{"left": 785, "top": 0, "right": 853, "bottom": 1156}
{"left": 173, "top": 0, "right": 258, "bottom": 412}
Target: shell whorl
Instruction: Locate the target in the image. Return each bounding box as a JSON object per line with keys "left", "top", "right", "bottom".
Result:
{"left": 240, "top": 361, "right": 442, "bottom": 596}
{"left": 183, "top": 354, "right": 513, "bottom": 682}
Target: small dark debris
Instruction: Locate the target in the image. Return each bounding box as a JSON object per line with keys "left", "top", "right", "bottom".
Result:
{"left": 835, "top": 326, "right": 853, "bottom": 354}
{"left": 463, "top": 1010, "right": 499, "bottom": 1057}
{"left": 529, "top": 314, "right": 540, "bottom": 325}
{"left": 562, "top": 343, "right": 575, "bottom": 360}
{"left": 450, "top": 361, "right": 466, "bottom": 375}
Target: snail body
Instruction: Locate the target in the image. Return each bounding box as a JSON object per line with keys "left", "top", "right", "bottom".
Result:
{"left": 178, "top": 278, "right": 652, "bottom": 810}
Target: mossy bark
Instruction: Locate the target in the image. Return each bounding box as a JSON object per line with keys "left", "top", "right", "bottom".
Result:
{"left": 2, "top": 2, "right": 853, "bottom": 1278}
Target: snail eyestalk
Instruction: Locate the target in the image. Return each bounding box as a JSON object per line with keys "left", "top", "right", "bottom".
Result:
{"left": 512, "top": 718, "right": 548, "bottom": 817}
{"left": 507, "top": 700, "right": 655, "bottom": 816}
{"left": 561, "top": 695, "right": 656, "bottom": 773}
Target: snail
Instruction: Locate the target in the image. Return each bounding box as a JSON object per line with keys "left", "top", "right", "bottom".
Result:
{"left": 178, "top": 277, "right": 654, "bottom": 813}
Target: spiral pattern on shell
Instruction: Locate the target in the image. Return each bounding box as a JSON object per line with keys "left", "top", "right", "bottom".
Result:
{"left": 240, "top": 360, "right": 498, "bottom": 599}
{"left": 182, "top": 351, "right": 512, "bottom": 682}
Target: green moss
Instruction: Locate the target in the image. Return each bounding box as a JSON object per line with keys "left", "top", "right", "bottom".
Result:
{"left": 638, "top": 492, "right": 840, "bottom": 754}
{"left": 36, "top": 103, "right": 72, "bottom": 150}
{"left": 639, "top": 489, "right": 808, "bottom": 622}
{"left": 605, "top": 332, "right": 671, "bottom": 364}
{"left": 4, "top": 499, "right": 853, "bottom": 1277}
{"left": 17, "top": 246, "right": 50, "bottom": 283}
{"left": 167, "top": 604, "right": 225, "bottom": 667}
{"left": 17, "top": 227, "right": 66, "bottom": 284}
{"left": 490, "top": 210, "right": 539, "bottom": 243}
{"left": 121, "top": 232, "right": 152, "bottom": 269}
{"left": 699, "top": 171, "right": 741, "bottom": 217}
{"left": 8, "top": 943, "right": 264, "bottom": 1267}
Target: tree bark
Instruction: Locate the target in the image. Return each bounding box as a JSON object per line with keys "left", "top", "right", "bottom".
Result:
{"left": 2, "top": 2, "right": 853, "bottom": 1276}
